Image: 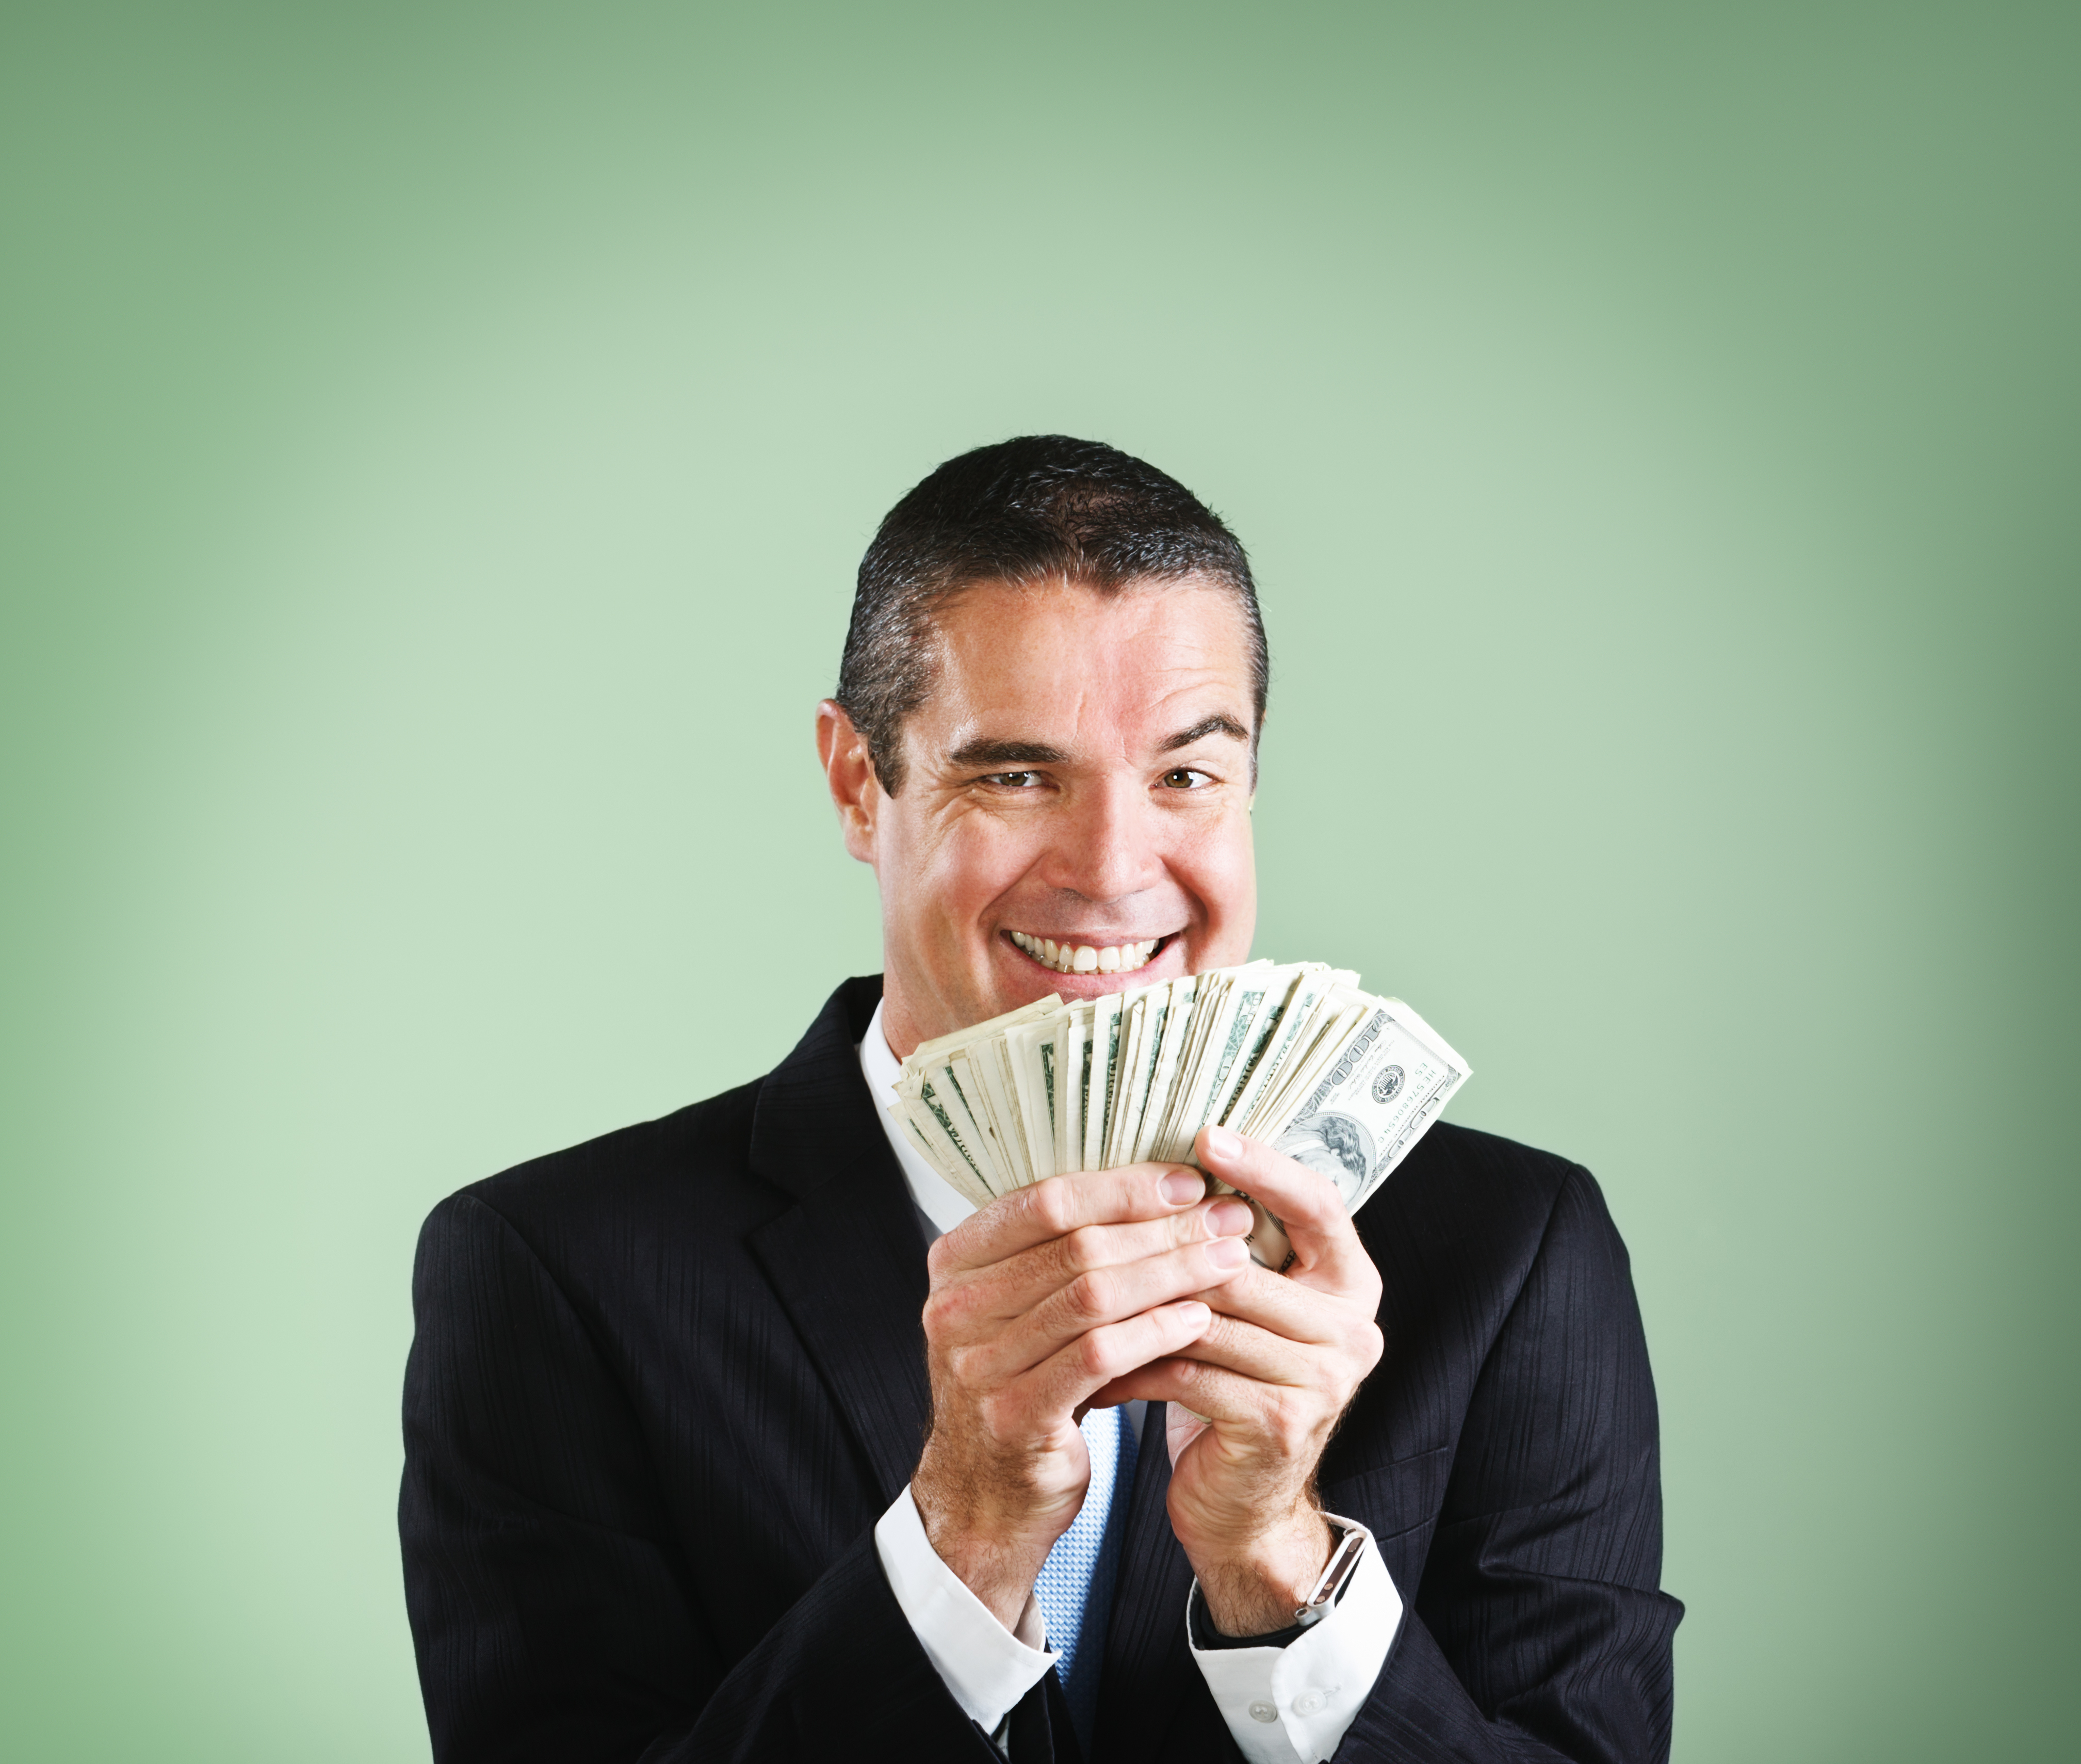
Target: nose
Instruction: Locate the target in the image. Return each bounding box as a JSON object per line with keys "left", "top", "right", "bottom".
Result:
{"left": 1038, "top": 773, "right": 1167, "bottom": 907}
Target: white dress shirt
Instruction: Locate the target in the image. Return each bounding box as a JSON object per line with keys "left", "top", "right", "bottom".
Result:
{"left": 859, "top": 1000, "right": 1401, "bottom": 1762}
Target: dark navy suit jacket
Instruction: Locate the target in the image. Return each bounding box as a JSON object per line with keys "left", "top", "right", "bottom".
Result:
{"left": 400, "top": 976, "right": 1681, "bottom": 1761}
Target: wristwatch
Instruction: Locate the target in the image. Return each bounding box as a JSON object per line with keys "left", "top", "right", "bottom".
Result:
{"left": 1292, "top": 1522, "right": 1368, "bottom": 1630}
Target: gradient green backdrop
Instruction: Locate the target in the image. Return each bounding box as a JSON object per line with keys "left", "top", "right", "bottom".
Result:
{"left": 3, "top": 4, "right": 2075, "bottom": 1759}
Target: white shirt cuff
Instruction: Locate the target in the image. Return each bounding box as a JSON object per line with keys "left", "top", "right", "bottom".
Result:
{"left": 1186, "top": 1515, "right": 1402, "bottom": 1764}
{"left": 873, "top": 1483, "right": 1056, "bottom": 1736}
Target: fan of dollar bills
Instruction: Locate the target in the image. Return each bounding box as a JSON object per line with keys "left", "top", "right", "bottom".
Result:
{"left": 888, "top": 962, "right": 1471, "bottom": 1270}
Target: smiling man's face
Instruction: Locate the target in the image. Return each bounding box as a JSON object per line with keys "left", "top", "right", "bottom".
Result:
{"left": 817, "top": 577, "right": 1260, "bottom": 1058}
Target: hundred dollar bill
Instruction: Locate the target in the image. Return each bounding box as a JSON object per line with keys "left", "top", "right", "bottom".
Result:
{"left": 1237, "top": 994, "right": 1471, "bottom": 1270}
{"left": 1083, "top": 991, "right": 1124, "bottom": 1172}
{"left": 888, "top": 962, "right": 1472, "bottom": 1270}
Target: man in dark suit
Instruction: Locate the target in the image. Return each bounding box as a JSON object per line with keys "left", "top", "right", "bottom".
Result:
{"left": 400, "top": 436, "right": 1681, "bottom": 1762}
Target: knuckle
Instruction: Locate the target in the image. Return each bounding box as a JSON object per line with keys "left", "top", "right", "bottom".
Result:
{"left": 920, "top": 1289, "right": 960, "bottom": 1338}
{"left": 1064, "top": 1269, "right": 1115, "bottom": 1323}
{"left": 1358, "top": 1323, "right": 1386, "bottom": 1371}
{"left": 1029, "top": 1176, "right": 1073, "bottom": 1236}
{"left": 1076, "top": 1329, "right": 1119, "bottom": 1380}
{"left": 1061, "top": 1224, "right": 1105, "bottom": 1274}
{"left": 1270, "top": 1399, "right": 1312, "bottom": 1457}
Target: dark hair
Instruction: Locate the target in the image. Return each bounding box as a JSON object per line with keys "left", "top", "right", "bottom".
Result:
{"left": 835, "top": 435, "right": 1268, "bottom": 794}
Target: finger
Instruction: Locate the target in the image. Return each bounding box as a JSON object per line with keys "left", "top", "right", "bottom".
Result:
{"left": 1094, "top": 1290, "right": 1376, "bottom": 1402}
{"left": 1017, "top": 1298, "right": 1215, "bottom": 1420}
{"left": 946, "top": 1195, "right": 1257, "bottom": 1322}
{"left": 1195, "top": 1127, "right": 1377, "bottom": 1297}
{"left": 1193, "top": 1263, "right": 1363, "bottom": 1348}
{"left": 1090, "top": 1353, "right": 1271, "bottom": 1422}
{"left": 932, "top": 1164, "right": 1211, "bottom": 1275}
{"left": 960, "top": 1232, "right": 1256, "bottom": 1384}
{"left": 1166, "top": 1310, "right": 1316, "bottom": 1387}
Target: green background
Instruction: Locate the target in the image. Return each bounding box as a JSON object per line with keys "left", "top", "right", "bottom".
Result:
{"left": 3, "top": 4, "right": 2074, "bottom": 1759}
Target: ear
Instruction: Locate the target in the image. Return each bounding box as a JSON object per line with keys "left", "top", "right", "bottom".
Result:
{"left": 815, "top": 700, "right": 883, "bottom": 864}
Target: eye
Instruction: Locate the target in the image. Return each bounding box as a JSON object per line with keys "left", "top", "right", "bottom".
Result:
{"left": 980, "top": 771, "right": 1046, "bottom": 789}
{"left": 1161, "top": 768, "right": 1213, "bottom": 789}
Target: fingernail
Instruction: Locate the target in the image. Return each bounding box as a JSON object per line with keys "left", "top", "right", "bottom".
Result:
{"left": 1207, "top": 1235, "right": 1249, "bottom": 1268}
{"left": 1160, "top": 1170, "right": 1204, "bottom": 1205}
{"left": 1207, "top": 1199, "right": 1253, "bottom": 1237}
{"left": 1202, "top": 1125, "right": 1241, "bottom": 1161}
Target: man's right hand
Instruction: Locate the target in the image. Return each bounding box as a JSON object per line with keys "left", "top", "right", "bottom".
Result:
{"left": 911, "top": 1166, "right": 1257, "bottom": 1630}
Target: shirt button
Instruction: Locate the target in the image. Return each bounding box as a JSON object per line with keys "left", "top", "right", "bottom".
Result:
{"left": 1293, "top": 1689, "right": 1327, "bottom": 1715}
{"left": 1248, "top": 1700, "right": 1279, "bottom": 1723}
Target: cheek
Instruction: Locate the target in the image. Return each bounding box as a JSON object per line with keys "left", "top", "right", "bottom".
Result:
{"left": 1179, "top": 814, "right": 1257, "bottom": 916}
{"left": 909, "top": 809, "right": 1035, "bottom": 922}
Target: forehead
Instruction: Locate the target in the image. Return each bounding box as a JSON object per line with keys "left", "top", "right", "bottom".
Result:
{"left": 921, "top": 578, "right": 1254, "bottom": 743}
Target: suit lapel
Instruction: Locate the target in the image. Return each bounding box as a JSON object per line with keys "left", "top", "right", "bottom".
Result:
{"left": 1091, "top": 1403, "right": 1199, "bottom": 1761}
{"left": 746, "top": 977, "right": 934, "bottom": 1507}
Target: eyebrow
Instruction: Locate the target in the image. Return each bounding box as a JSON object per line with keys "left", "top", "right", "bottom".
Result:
{"left": 947, "top": 715, "right": 1251, "bottom": 771}
{"left": 1160, "top": 714, "right": 1251, "bottom": 751}
{"left": 947, "top": 738, "right": 1069, "bottom": 769}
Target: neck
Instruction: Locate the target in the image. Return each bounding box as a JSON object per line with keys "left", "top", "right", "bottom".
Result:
{"left": 876, "top": 988, "right": 926, "bottom": 1062}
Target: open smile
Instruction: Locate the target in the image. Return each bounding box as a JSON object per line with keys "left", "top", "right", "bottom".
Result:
{"left": 1004, "top": 929, "right": 1175, "bottom": 976}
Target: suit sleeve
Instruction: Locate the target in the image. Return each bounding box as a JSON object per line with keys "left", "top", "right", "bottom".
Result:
{"left": 1333, "top": 1166, "right": 1683, "bottom": 1763}
{"left": 398, "top": 1191, "right": 1016, "bottom": 1764}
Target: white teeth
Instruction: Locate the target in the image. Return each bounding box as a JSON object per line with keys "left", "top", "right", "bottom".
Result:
{"left": 1010, "top": 931, "right": 1166, "bottom": 975}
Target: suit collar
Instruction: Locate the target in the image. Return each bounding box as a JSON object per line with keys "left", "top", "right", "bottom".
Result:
{"left": 745, "top": 974, "right": 888, "bottom": 1200}
{"left": 745, "top": 976, "right": 934, "bottom": 1504}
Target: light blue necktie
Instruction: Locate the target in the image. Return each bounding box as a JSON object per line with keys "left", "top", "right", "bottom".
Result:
{"left": 1031, "top": 1404, "right": 1140, "bottom": 1751}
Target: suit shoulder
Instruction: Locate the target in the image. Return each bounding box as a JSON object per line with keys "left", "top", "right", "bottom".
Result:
{"left": 1362, "top": 1119, "right": 1609, "bottom": 1270}
{"left": 426, "top": 1076, "right": 772, "bottom": 1249}
{"left": 1401, "top": 1118, "right": 1584, "bottom": 1200}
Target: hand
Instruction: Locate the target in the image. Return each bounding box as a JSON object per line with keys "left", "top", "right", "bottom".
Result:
{"left": 911, "top": 1165, "right": 1257, "bottom": 1629}
{"left": 1090, "top": 1125, "right": 1385, "bottom": 1637}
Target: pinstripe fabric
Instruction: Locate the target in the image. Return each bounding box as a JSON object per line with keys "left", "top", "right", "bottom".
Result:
{"left": 401, "top": 976, "right": 1679, "bottom": 1762}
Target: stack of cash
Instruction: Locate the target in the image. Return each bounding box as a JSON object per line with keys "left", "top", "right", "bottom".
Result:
{"left": 888, "top": 962, "right": 1471, "bottom": 1270}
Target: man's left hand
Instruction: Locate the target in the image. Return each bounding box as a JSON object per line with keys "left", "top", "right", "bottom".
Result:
{"left": 1091, "top": 1123, "right": 1385, "bottom": 1637}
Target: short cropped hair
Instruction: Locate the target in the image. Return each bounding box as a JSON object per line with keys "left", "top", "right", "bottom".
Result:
{"left": 836, "top": 435, "right": 1268, "bottom": 795}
